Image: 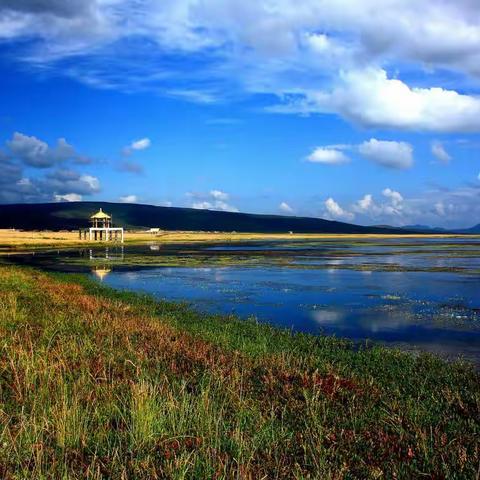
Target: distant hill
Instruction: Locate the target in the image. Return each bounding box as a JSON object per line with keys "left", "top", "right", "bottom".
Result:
{"left": 456, "top": 224, "right": 480, "bottom": 234}
{"left": 0, "top": 201, "right": 414, "bottom": 234}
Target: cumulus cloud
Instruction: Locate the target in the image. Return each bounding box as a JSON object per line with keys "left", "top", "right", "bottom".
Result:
{"left": 119, "top": 194, "right": 138, "bottom": 203}
{"left": 358, "top": 138, "right": 413, "bottom": 170}
{"left": 381, "top": 188, "right": 404, "bottom": 215}
{"left": 306, "top": 147, "right": 350, "bottom": 165}
{"left": 188, "top": 190, "right": 238, "bottom": 212}
{"left": 324, "top": 197, "right": 355, "bottom": 222}
{"left": 6, "top": 132, "right": 91, "bottom": 167}
{"left": 320, "top": 183, "right": 479, "bottom": 228}
{"left": 353, "top": 194, "right": 375, "bottom": 214}
{"left": 209, "top": 189, "right": 229, "bottom": 201}
{"left": 337, "top": 188, "right": 406, "bottom": 224}
{"left": 431, "top": 141, "right": 452, "bottom": 164}
{"left": 0, "top": 157, "right": 101, "bottom": 203}
{"left": 382, "top": 188, "right": 403, "bottom": 205}
{"left": 279, "top": 201, "right": 293, "bottom": 213}
{"left": 294, "top": 69, "right": 480, "bottom": 133}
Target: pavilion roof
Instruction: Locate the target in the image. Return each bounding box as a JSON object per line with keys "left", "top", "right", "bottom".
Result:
{"left": 90, "top": 208, "right": 111, "bottom": 219}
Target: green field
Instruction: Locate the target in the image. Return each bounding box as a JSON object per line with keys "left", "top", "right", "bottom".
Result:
{"left": 0, "top": 265, "right": 479, "bottom": 479}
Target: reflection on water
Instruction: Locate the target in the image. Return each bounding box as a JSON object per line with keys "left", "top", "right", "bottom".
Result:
{"left": 89, "top": 246, "right": 124, "bottom": 261}
{"left": 9, "top": 237, "right": 480, "bottom": 364}
{"left": 101, "top": 265, "right": 480, "bottom": 364}
{"left": 92, "top": 266, "right": 112, "bottom": 281}
{"left": 88, "top": 246, "right": 124, "bottom": 280}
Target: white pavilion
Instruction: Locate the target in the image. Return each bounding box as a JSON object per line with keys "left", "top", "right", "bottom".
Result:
{"left": 83, "top": 208, "right": 124, "bottom": 242}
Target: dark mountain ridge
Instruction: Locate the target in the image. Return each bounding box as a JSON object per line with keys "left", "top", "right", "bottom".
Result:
{"left": 0, "top": 201, "right": 416, "bottom": 234}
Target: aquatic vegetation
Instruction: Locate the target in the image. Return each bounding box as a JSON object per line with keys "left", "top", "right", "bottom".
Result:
{"left": 0, "top": 265, "right": 478, "bottom": 479}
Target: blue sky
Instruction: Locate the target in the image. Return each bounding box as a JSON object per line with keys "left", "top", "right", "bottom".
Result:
{"left": 0, "top": 0, "right": 479, "bottom": 228}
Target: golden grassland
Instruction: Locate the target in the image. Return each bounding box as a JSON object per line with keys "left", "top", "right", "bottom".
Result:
{"left": 1, "top": 228, "right": 477, "bottom": 251}
{"left": 0, "top": 264, "right": 479, "bottom": 479}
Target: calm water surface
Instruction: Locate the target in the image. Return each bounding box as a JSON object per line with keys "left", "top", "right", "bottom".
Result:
{"left": 11, "top": 237, "right": 480, "bottom": 364}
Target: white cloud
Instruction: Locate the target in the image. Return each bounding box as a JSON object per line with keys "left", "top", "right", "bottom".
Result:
{"left": 382, "top": 188, "right": 403, "bottom": 206}
{"left": 351, "top": 189, "right": 405, "bottom": 222}
{"left": 131, "top": 138, "right": 151, "bottom": 150}
{"left": 341, "top": 69, "right": 480, "bottom": 132}
{"left": 324, "top": 197, "right": 354, "bottom": 222}
{"left": 273, "top": 68, "right": 480, "bottom": 133}
{"left": 306, "top": 147, "right": 350, "bottom": 165}
{"left": 3, "top": 2, "right": 480, "bottom": 133}
{"left": 431, "top": 141, "right": 452, "bottom": 164}
{"left": 306, "top": 138, "right": 415, "bottom": 170}
{"left": 191, "top": 201, "right": 238, "bottom": 212}
{"left": 189, "top": 190, "right": 238, "bottom": 212}
{"left": 381, "top": 188, "right": 404, "bottom": 216}
{"left": 54, "top": 193, "right": 82, "bottom": 202}
{"left": 119, "top": 194, "right": 138, "bottom": 203}
{"left": 124, "top": 137, "right": 151, "bottom": 155}
{"left": 353, "top": 194, "right": 375, "bottom": 213}
{"left": 5, "top": 0, "right": 480, "bottom": 76}
{"left": 320, "top": 184, "right": 480, "bottom": 229}
{"left": 279, "top": 201, "right": 293, "bottom": 213}
{"left": 209, "top": 189, "right": 229, "bottom": 201}
{"left": 358, "top": 138, "right": 413, "bottom": 169}
{"left": 79, "top": 175, "right": 100, "bottom": 191}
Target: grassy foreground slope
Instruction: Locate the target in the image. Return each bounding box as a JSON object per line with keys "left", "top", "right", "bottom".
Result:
{"left": 0, "top": 266, "right": 478, "bottom": 479}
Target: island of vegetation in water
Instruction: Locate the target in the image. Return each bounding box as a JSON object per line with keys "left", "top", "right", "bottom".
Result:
{"left": 0, "top": 264, "right": 478, "bottom": 479}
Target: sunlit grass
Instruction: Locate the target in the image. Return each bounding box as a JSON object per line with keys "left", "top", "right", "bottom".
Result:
{"left": 0, "top": 265, "right": 478, "bottom": 478}
{"left": 1, "top": 228, "right": 476, "bottom": 253}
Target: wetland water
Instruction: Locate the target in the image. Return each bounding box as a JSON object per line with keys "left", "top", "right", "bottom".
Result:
{"left": 9, "top": 237, "right": 480, "bottom": 364}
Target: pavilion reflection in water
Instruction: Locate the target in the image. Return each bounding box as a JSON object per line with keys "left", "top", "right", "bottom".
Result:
{"left": 89, "top": 246, "right": 124, "bottom": 281}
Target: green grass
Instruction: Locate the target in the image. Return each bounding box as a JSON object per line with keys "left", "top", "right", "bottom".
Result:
{"left": 0, "top": 265, "right": 478, "bottom": 479}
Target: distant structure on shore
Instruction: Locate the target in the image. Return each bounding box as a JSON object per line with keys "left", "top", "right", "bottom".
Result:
{"left": 79, "top": 208, "right": 124, "bottom": 242}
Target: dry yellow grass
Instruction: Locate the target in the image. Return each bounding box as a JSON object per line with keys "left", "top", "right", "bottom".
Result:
{"left": 0, "top": 228, "right": 476, "bottom": 251}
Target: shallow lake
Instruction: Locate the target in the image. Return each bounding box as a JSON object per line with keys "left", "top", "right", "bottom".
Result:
{"left": 8, "top": 237, "right": 480, "bottom": 364}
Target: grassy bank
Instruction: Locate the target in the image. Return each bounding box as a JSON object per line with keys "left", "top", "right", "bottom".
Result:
{"left": 0, "top": 265, "right": 478, "bottom": 479}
